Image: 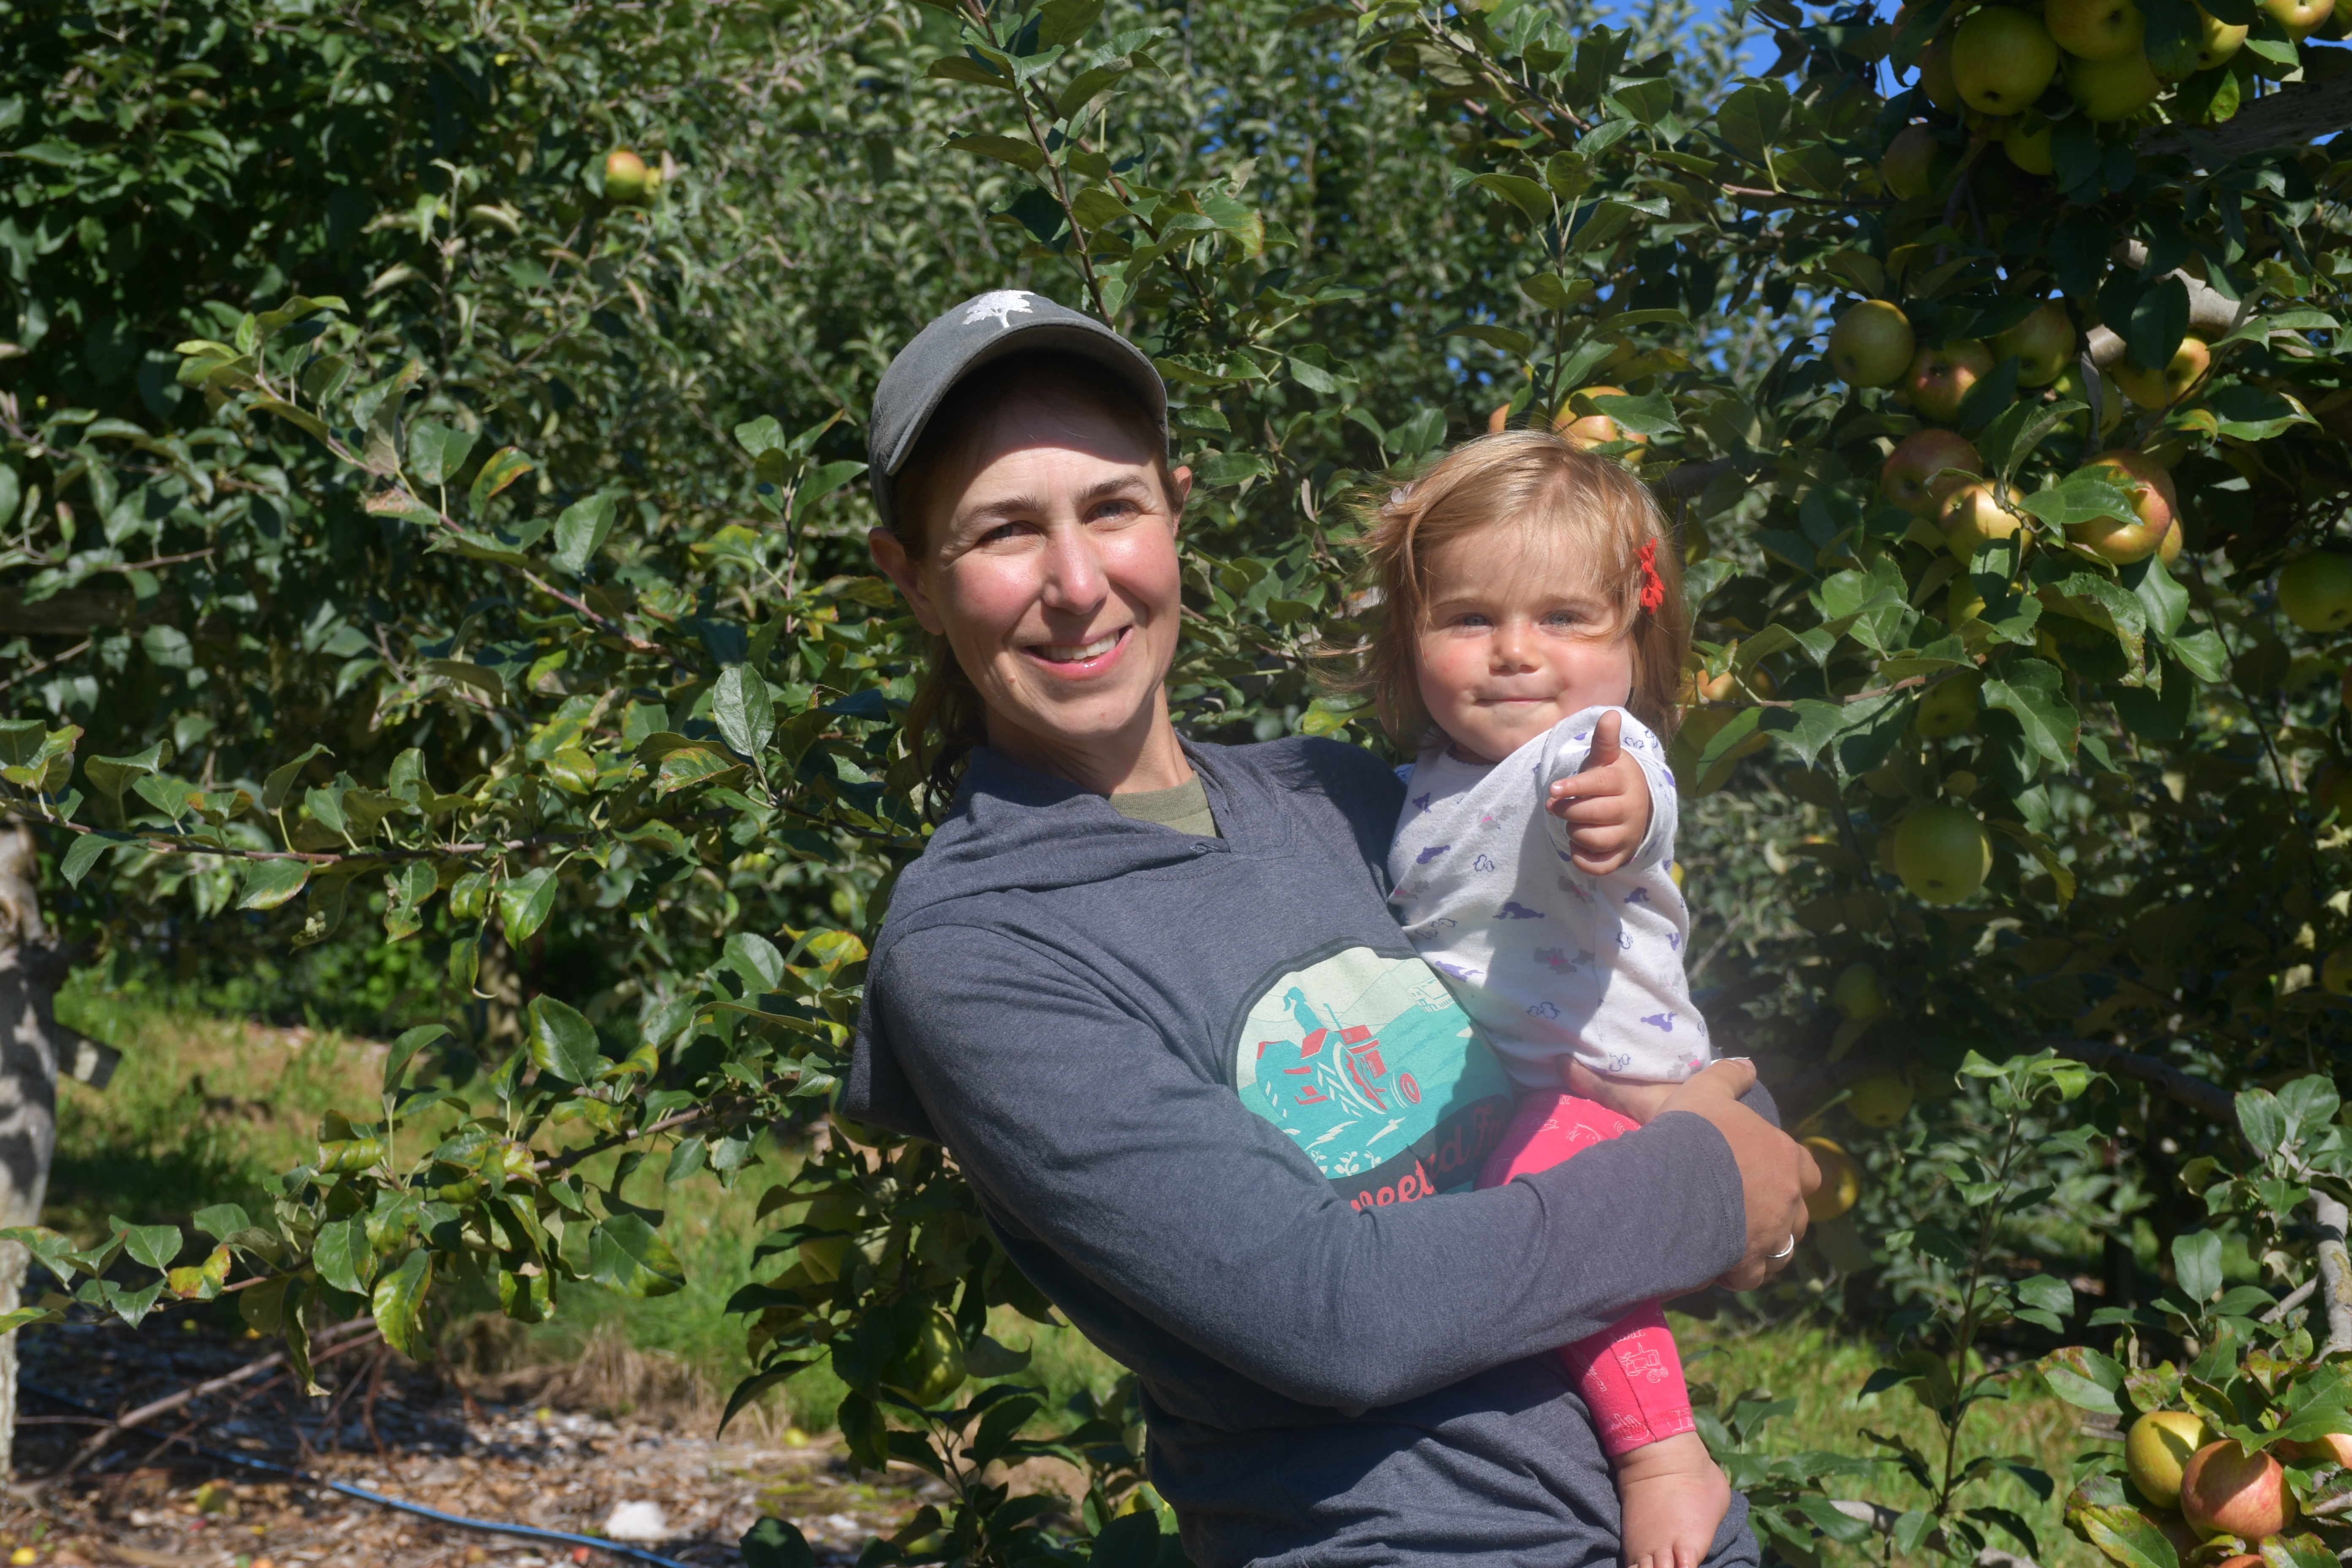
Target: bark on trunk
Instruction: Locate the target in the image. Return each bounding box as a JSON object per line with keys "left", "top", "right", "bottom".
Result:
{"left": 0, "top": 819, "right": 67, "bottom": 1485}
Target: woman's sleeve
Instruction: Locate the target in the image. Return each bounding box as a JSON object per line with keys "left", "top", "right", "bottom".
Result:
{"left": 1541, "top": 705, "right": 1679, "bottom": 874}
{"left": 874, "top": 922, "right": 1747, "bottom": 1413}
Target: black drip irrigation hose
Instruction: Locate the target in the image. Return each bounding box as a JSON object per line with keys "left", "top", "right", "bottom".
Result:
{"left": 21, "top": 1381, "right": 701, "bottom": 1568}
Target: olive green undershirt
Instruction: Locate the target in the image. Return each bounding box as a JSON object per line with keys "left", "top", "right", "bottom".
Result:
{"left": 1107, "top": 776, "right": 1220, "bottom": 838}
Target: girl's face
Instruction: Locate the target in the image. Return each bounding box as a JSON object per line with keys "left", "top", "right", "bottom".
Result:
{"left": 1413, "top": 525, "right": 1636, "bottom": 765}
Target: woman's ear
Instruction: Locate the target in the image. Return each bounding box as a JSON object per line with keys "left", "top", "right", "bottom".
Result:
{"left": 868, "top": 528, "right": 946, "bottom": 636}
{"left": 1168, "top": 464, "right": 1194, "bottom": 534}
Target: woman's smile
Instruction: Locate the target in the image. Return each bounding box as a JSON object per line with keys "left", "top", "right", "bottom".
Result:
{"left": 1026, "top": 626, "right": 1130, "bottom": 670}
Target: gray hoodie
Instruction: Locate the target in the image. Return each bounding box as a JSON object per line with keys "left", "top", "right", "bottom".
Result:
{"left": 850, "top": 737, "right": 1760, "bottom": 1568}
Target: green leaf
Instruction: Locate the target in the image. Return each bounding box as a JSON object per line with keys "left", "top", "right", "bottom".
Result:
{"left": 1036, "top": 0, "right": 1103, "bottom": 44}
{"left": 116, "top": 1220, "right": 182, "bottom": 1272}
{"left": 313, "top": 1214, "right": 375, "bottom": 1294}
{"left": 656, "top": 744, "right": 743, "bottom": 796}
{"left": 61, "top": 832, "right": 135, "bottom": 887}
{"left": 84, "top": 743, "right": 166, "bottom": 809}
{"left": 588, "top": 1212, "right": 686, "bottom": 1297}
{"left": 2204, "top": 384, "right": 2310, "bottom": 440}
{"left": 370, "top": 1248, "right": 434, "bottom": 1358}
{"left": 740, "top": 1517, "right": 817, "bottom": 1568}
{"left": 1582, "top": 389, "right": 1680, "bottom": 437}
{"left": 1468, "top": 173, "right": 1552, "bottom": 222}
{"left": 236, "top": 859, "right": 310, "bottom": 911}
{"left": 2018, "top": 472, "right": 2138, "bottom": 530}
{"left": 550, "top": 493, "right": 616, "bottom": 574}
{"left": 1982, "top": 660, "right": 2079, "bottom": 768}
{"left": 262, "top": 745, "right": 331, "bottom": 812}
{"left": 407, "top": 420, "right": 479, "bottom": 487}
{"left": 191, "top": 1205, "right": 252, "bottom": 1243}
{"left": 526, "top": 994, "right": 604, "bottom": 1085}
{"left": 498, "top": 866, "right": 558, "bottom": 943}
{"left": 2174, "top": 1229, "right": 2222, "bottom": 1303}
{"left": 251, "top": 398, "right": 332, "bottom": 444}
{"left": 946, "top": 133, "right": 1045, "bottom": 172}
{"left": 2039, "top": 1345, "right": 2125, "bottom": 1410}
{"left": 713, "top": 666, "right": 776, "bottom": 760}
{"left": 2078, "top": 1505, "right": 2179, "bottom": 1568}
{"left": 466, "top": 446, "right": 535, "bottom": 515}
{"left": 385, "top": 1023, "right": 450, "bottom": 1094}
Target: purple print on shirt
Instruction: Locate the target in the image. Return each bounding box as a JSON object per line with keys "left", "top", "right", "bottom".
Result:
{"left": 1410, "top": 793, "right": 1431, "bottom": 812}
{"left": 1625, "top": 887, "right": 1651, "bottom": 906}
{"left": 1496, "top": 901, "right": 1545, "bottom": 920}
{"left": 1473, "top": 852, "right": 1498, "bottom": 872}
{"left": 1533, "top": 947, "right": 1576, "bottom": 973}
{"left": 1416, "top": 844, "right": 1451, "bottom": 864}
{"left": 1642, "top": 1012, "right": 1676, "bottom": 1032}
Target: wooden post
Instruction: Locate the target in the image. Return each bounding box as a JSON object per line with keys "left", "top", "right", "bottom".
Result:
{"left": 0, "top": 820, "right": 66, "bottom": 1482}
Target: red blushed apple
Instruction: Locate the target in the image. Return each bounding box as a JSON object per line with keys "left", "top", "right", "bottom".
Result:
{"left": 1940, "top": 482, "right": 2022, "bottom": 555}
{"left": 1880, "top": 430, "right": 1984, "bottom": 517}
{"left": 2068, "top": 449, "right": 2182, "bottom": 565}
{"left": 1553, "top": 387, "right": 1648, "bottom": 452}
{"left": 2263, "top": 0, "right": 2334, "bottom": 38}
{"left": 2180, "top": 1441, "right": 2297, "bottom": 1540}
{"left": 2113, "top": 338, "right": 2212, "bottom": 408}
{"left": 1905, "top": 339, "right": 1995, "bottom": 423}
{"left": 2278, "top": 1432, "right": 2352, "bottom": 1469}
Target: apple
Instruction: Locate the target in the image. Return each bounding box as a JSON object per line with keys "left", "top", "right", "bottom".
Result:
{"left": 1802, "top": 1136, "right": 1862, "bottom": 1221}
{"left": 2180, "top": 1440, "right": 2297, "bottom": 1540}
{"left": 2277, "top": 551, "right": 2352, "bottom": 632}
{"left": 2278, "top": 1432, "right": 2352, "bottom": 1468}
{"left": 1880, "top": 429, "right": 1984, "bottom": 516}
{"left": 604, "top": 147, "right": 652, "bottom": 203}
{"left": 1994, "top": 302, "right": 2076, "bottom": 387}
{"left": 1892, "top": 803, "right": 1993, "bottom": 904}
{"left": 1914, "top": 670, "right": 1984, "bottom": 738}
{"left": 2323, "top": 946, "right": 2352, "bottom": 996}
{"left": 2068, "top": 449, "right": 2182, "bottom": 565}
{"left": 1952, "top": 8, "right": 2062, "bottom": 114}
{"left": 798, "top": 1194, "right": 862, "bottom": 1281}
{"left": 2048, "top": 0, "right": 2147, "bottom": 56}
{"left": 2066, "top": 47, "right": 2163, "bottom": 120}
{"left": 2127, "top": 1410, "right": 2209, "bottom": 1508}
{"left": 1918, "top": 35, "right": 1964, "bottom": 109}
{"left": 1941, "top": 482, "right": 2023, "bottom": 555}
{"left": 2112, "top": 337, "right": 2212, "bottom": 408}
{"left": 2002, "top": 115, "right": 2056, "bottom": 175}
{"left": 2317, "top": 762, "right": 2352, "bottom": 822}
{"left": 2263, "top": 0, "right": 2334, "bottom": 37}
{"left": 1488, "top": 403, "right": 1512, "bottom": 434}
{"left": 2053, "top": 363, "right": 2129, "bottom": 436}
{"left": 1904, "top": 340, "right": 1995, "bottom": 423}
{"left": 1830, "top": 301, "right": 1918, "bottom": 388}
{"left": 2196, "top": 3, "right": 2251, "bottom": 63}
{"left": 1881, "top": 124, "right": 1947, "bottom": 200}
{"left": 1832, "top": 963, "right": 1889, "bottom": 1021}
{"left": 1946, "top": 578, "right": 1987, "bottom": 628}
{"left": 1554, "top": 387, "right": 1648, "bottom": 452}
{"left": 1848, "top": 1073, "right": 1916, "bottom": 1128}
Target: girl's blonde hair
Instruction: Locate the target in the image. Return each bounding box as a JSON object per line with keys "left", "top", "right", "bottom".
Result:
{"left": 1348, "top": 428, "right": 1689, "bottom": 747}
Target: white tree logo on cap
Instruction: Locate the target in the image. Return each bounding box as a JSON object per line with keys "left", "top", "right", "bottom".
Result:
{"left": 962, "top": 290, "right": 1035, "bottom": 330}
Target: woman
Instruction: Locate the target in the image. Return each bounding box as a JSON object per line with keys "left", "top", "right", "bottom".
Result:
{"left": 850, "top": 290, "right": 1818, "bottom": 1568}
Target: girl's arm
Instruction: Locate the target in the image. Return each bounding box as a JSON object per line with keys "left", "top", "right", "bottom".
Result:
{"left": 1545, "top": 708, "right": 1678, "bottom": 875}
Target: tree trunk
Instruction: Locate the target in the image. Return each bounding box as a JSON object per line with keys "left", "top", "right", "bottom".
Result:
{"left": 0, "top": 820, "right": 67, "bottom": 1484}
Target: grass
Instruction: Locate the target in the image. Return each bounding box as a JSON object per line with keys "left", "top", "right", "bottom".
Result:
{"left": 44, "top": 985, "right": 2104, "bottom": 1562}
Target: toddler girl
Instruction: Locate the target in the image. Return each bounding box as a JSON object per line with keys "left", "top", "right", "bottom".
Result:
{"left": 1358, "top": 428, "right": 1740, "bottom": 1568}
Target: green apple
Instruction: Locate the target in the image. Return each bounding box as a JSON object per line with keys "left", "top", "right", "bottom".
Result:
{"left": 1830, "top": 301, "right": 1919, "bottom": 388}
{"left": 1946, "top": 577, "right": 1988, "bottom": 628}
{"left": 1918, "top": 35, "right": 1964, "bottom": 108}
{"left": 2126, "top": 1411, "right": 2208, "bottom": 1508}
{"left": 2068, "top": 449, "right": 2182, "bottom": 565}
{"left": 2277, "top": 551, "right": 2352, "bottom": 632}
{"left": 1993, "top": 301, "right": 2076, "bottom": 386}
{"left": 2324, "top": 946, "right": 2352, "bottom": 996}
{"left": 1881, "top": 124, "right": 1947, "bottom": 200}
{"left": 1941, "top": 482, "right": 2024, "bottom": 555}
{"left": 2053, "top": 363, "right": 2128, "bottom": 434}
{"left": 1913, "top": 670, "right": 1985, "bottom": 738}
{"left": 1848, "top": 1073, "right": 1916, "bottom": 1127}
{"left": 2112, "top": 337, "right": 2211, "bottom": 407}
{"left": 1880, "top": 429, "right": 1984, "bottom": 516}
{"left": 1952, "top": 8, "right": 2062, "bottom": 114}
{"left": 1905, "top": 338, "right": 1995, "bottom": 422}
{"left": 2002, "top": 114, "right": 2056, "bottom": 174}
{"left": 1832, "top": 963, "right": 1889, "bottom": 1021}
{"left": 2263, "top": 0, "right": 2334, "bottom": 37}
{"left": 2047, "top": 0, "right": 2146, "bottom": 57}
{"left": 604, "top": 147, "right": 652, "bottom": 203}
{"left": 2195, "top": 3, "right": 2250, "bottom": 65}
{"left": 2066, "top": 47, "right": 2163, "bottom": 120}
{"left": 1892, "top": 803, "right": 1993, "bottom": 904}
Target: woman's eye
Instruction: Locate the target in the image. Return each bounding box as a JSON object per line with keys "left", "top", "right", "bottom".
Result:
{"left": 975, "top": 522, "right": 1032, "bottom": 547}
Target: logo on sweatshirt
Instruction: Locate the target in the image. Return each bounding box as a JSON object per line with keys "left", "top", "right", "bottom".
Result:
{"left": 1234, "top": 946, "right": 1513, "bottom": 1209}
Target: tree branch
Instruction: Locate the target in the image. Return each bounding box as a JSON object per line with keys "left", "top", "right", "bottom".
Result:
{"left": 2136, "top": 57, "right": 2352, "bottom": 165}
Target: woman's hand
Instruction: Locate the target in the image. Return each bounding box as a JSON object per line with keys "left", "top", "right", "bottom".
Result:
{"left": 1655, "top": 1060, "right": 1818, "bottom": 1289}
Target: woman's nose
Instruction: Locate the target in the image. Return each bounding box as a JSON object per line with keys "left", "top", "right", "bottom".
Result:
{"left": 1039, "top": 522, "right": 1109, "bottom": 613}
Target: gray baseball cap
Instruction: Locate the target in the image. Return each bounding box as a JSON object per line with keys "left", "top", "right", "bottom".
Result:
{"left": 866, "top": 289, "right": 1168, "bottom": 533}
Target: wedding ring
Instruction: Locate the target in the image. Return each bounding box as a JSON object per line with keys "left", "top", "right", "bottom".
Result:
{"left": 1768, "top": 1235, "right": 1797, "bottom": 1260}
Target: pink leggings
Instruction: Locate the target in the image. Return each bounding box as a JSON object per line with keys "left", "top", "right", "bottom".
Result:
{"left": 1476, "top": 1092, "right": 1696, "bottom": 1459}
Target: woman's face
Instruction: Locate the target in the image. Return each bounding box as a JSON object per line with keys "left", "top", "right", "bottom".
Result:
{"left": 871, "top": 390, "right": 1192, "bottom": 779}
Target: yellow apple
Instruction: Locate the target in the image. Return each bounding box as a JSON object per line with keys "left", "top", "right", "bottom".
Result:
{"left": 2112, "top": 337, "right": 2212, "bottom": 408}
{"left": 2047, "top": 0, "right": 2147, "bottom": 57}
{"left": 604, "top": 147, "right": 652, "bottom": 203}
{"left": 2277, "top": 551, "right": 2352, "bottom": 632}
{"left": 1554, "top": 387, "right": 1649, "bottom": 451}
{"left": 1832, "top": 963, "right": 1890, "bottom": 1021}
{"left": 1952, "top": 8, "right": 2062, "bottom": 114}
{"left": 1830, "top": 301, "right": 1919, "bottom": 388}
{"left": 1802, "top": 1137, "right": 1863, "bottom": 1220}
{"left": 2263, "top": 0, "right": 2334, "bottom": 37}
{"left": 2126, "top": 1411, "right": 2209, "bottom": 1508}
{"left": 1914, "top": 670, "right": 1985, "bottom": 738}
{"left": 2066, "top": 47, "right": 2163, "bottom": 120}
{"left": 2068, "top": 449, "right": 2182, "bottom": 565}
{"left": 1848, "top": 1073, "right": 1916, "bottom": 1128}
{"left": 1892, "top": 803, "right": 1993, "bottom": 904}
{"left": 1941, "top": 482, "right": 2024, "bottom": 554}
{"left": 2002, "top": 115, "right": 2056, "bottom": 175}
{"left": 1993, "top": 301, "right": 2076, "bottom": 386}
{"left": 2196, "top": 3, "right": 2250, "bottom": 64}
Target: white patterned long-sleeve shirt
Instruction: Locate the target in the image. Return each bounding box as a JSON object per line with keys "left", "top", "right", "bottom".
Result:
{"left": 1386, "top": 705, "right": 1710, "bottom": 1092}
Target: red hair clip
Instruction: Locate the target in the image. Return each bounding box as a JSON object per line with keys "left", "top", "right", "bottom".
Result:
{"left": 1636, "top": 539, "right": 1666, "bottom": 615}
